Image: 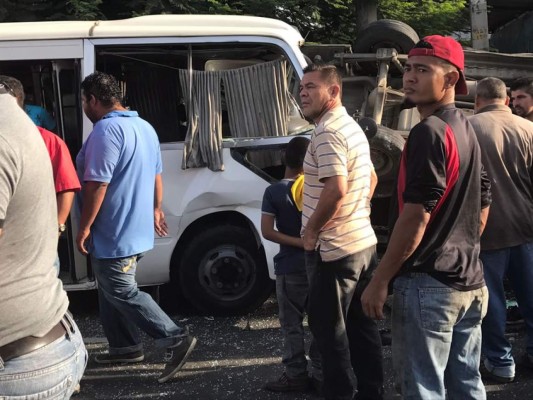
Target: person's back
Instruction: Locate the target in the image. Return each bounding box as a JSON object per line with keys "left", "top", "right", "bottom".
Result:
{"left": 0, "top": 87, "right": 85, "bottom": 398}
{"left": 76, "top": 110, "right": 161, "bottom": 258}
{"left": 469, "top": 77, "right": 533, "bottom": 383}
{"left": 470, "top": 105, "right": 533, "bottom": 250}
{"left": 0, "top": 91, "right": 66, "bottom": 344}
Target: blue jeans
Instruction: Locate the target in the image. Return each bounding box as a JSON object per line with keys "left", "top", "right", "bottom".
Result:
{"left": 92, "top": 254, "right": 187, "bottom": 354}
{"left": 480, "top": 243, "right": 533, "bottom": 376}
{"left": 0, "top": 313, "right": 87, "bottom": 399}
{"left": 392, "top": 273, "right": 488, "bottom": 400}
{"left": 306, "top": 247, "right": 383, "bottom": 400}
{"left": 276, "top": 272, "right": 321, "bottom": 379}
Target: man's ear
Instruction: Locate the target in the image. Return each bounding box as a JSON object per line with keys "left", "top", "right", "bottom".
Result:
{"left": 505, "top": 96, "right": 510, "bottom": 106}
{"left": 329, "top": 84, "right": 340, "bottom": 98}
{"left": 445, "top": 70, "right": 460, "bottom": 89}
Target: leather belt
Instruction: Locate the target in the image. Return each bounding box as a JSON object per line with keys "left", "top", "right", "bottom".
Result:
{"left": 0, "top": 318, "right": 68, "bottom": 362}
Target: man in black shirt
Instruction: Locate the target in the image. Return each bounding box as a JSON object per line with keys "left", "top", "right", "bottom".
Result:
{"left": 361, "top": 35, "right": 491, "bottom": 399}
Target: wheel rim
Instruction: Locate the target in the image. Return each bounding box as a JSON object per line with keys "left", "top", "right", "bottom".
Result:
{"left": 198, "top": 244, "right": 256, "bottom": 302}
{"left": 370, "top": 147, "right": 394, "bottom": 178}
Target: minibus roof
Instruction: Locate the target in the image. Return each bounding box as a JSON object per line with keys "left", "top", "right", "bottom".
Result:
{"left": 0, "top": 14, "right": 305, "bottom": 45}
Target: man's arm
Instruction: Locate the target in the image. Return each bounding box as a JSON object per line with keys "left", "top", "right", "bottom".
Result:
{"left": 261, "top": 214, "right": 304, "bottom": 248}
{"left": 154, "top": 173, "right": 168, "bottom": 237}
{"left": 480, "top": 205, "right": 490, "bottom": 236}
{"left": 303, "top": 175, "right": 347, "bottom": 251}
{"left": 76, "top": 181, "right": 108, "bottom": 255}
{"left": 361, "top": 203, "right": 430, "bottom": 319}
{"left": 369, "top": 168, "right": 378, "bottom": 200}
{"left": 56, "top": 190, "right": 76, "bottom": 226}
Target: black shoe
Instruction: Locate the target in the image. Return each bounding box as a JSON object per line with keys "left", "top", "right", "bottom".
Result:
{"left": 94, "top": 350, "right": 144, "bottom": 364}
{"left": 506, "top": 306, "right": 524, "bottom": 326}
{"left": 158, "top": 336, "right": 197, "bottom": 383}
{"left": 263, "top": 372, "right": 310, "bottom": 392}
{"left": 309, "top": 376, "right": 323, "bottom": 396}
{"left": 480, "top": 359, "right": 514, "bottom": 383}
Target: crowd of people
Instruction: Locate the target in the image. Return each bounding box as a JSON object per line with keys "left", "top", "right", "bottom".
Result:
{"left": 1, "top": 32, "right": 533, "bottom": 400}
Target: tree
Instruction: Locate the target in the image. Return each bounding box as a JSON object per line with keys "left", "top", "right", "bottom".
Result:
{"left": 378, "top": 0, "right": 469, "bottom": 37}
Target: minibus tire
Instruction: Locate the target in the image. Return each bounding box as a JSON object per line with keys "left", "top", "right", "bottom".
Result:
{"left": 179, "top": 225, "right": 273, "bottom": 316}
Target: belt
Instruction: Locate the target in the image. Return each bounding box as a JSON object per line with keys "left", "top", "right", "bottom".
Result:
{"left": 0, "top": 317, "right": 70, "bottom": 362}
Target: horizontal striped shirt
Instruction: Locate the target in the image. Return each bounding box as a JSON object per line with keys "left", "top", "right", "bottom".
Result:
{"left": 302, "top": 106, "right": 377, "bottom": 261}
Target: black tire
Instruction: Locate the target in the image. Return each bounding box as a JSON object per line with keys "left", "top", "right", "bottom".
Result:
{"left": 369, "top": 127, "right": 405, "bottom": 198}
{"left": 178, "top": 225, "right": 273, "bottom": 315}
{"left": 354, "top": 19, "right": 419, "bottom": 54}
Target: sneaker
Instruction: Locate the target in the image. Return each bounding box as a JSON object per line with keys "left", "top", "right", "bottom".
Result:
{"left": 158, "top": 336, "right": 197, "bottom": 383}
{"left": 94, "top": 350, "right": 144, "bottom": 364}
{"left": 506, "top": 306, "right": 524, "bottom": 326}
{"left": 263, "top": 372, "right": 310, "bottom": 392}
{"left": 480, "top": 359, "right": 514, "bottom": 383}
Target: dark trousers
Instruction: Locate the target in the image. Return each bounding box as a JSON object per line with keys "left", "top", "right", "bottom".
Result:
{"left": 306, "top": 246, "right": 384, "bottom": 400}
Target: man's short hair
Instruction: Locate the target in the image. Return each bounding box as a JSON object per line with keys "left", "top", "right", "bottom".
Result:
{"left": 510, "top": 77, "right": 533, "bottom": 97}
{"left": 303, "top": 63, "right": 342, "bottom": 91}
{"left": 476, "top": 77, "right": 507, "bottom": 101}
{"left": 81, "top": 72, "right": 123, "bottom": 107}
{"left": 284, "top": 136, "right": 310, "bottom": 169}
{"left": 0, "top": 75, "right": 24, "bottom": 106}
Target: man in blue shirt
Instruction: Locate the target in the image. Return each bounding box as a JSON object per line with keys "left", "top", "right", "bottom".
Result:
{"left": 261, "top": 136, "right": 321, "bottom": 393}
{"left": 76, "top": 72, "right": 195, "bottom": 384}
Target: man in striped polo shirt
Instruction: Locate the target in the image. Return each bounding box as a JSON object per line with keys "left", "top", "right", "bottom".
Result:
{"left": 300, "top": 63, "right": 383, "bottom": 400}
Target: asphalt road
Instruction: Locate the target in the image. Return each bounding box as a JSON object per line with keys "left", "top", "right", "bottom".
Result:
{"left": 68, "top": 288, "right": 533, "bottom": 400}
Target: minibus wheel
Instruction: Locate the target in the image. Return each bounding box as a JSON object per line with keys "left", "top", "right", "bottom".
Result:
{"left": 179, "top": 225, "right": 273, "bottom": 315}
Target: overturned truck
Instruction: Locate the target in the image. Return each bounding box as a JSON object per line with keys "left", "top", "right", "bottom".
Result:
{"left": 303, "top": 19, "right": 533, "bottom": 248}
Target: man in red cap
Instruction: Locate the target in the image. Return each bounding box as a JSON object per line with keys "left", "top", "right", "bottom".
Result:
{"left": 361, "top": 35, "right": 492, "bottom": 399}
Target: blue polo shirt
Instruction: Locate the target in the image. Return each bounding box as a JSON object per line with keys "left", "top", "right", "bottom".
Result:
{"left": 76, "top": 110, "right": 162, "bottom": 259}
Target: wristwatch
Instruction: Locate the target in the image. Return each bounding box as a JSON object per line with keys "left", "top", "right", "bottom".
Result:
{"left": 58, "top": 224, "right": 67, "bottom": 234}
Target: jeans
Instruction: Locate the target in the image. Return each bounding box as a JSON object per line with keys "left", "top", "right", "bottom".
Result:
{"left": 276, "top": 272, "right": 321, "bottom": 379}
{"left": 53, "top": 253, "right": 60, "bottom": 276}
{"left": 306, "top": 246, "right": 383, "bottom": 400}
{"left": 480, "top": 243, "right": 533, "bottom": 376}
{"left": 91, "top": 254, "right": 187, "bottom": 354}
{"left": 0, "top": 313, "right": 87, "bottom": 399}
{"left": 392, "top": 273, "right": 488, "bottom": 400}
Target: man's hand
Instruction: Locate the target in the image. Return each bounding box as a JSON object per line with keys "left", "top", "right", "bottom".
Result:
{"left": 154, "top": 208, "right": 168, "bottom": 237}
{"left": 302, "top": 229, "right": 319, "bottom": 251}
{"left": 361, "top": 278, "right": 390, "bottom": 320}
{"left": 76, "top": 227, "right": 91, "bottom": 256}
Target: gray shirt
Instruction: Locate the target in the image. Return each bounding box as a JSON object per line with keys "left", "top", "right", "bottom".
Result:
{"left": 469, "top": 103, "right": 533, "bottom": 250}
{"left": 0, "top": 93, "right": 68, "bottom": 347}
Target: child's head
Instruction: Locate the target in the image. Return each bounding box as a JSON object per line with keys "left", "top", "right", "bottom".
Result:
{"left": 285, "top": 136, "right": 310, "bottom": 171}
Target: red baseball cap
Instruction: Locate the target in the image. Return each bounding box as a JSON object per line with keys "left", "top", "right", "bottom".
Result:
{"left": 408, "top": 35, "right": 468, "bottom": 95}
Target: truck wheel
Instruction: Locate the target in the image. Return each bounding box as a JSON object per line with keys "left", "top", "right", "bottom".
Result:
{"left": 178, "top": 225, "right": 273, "bottom": 315}
{"left": 369, "top": 128, "right": 405, "bottom": 198}
{"left": 354, "top": 19, "right": 419, "bottom": 54}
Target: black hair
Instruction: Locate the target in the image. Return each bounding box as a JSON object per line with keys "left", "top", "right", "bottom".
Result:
{"left": 81, "top": 71, "right": 123, "bottom": 107}
{"left": 285, "top": 136, "right": 310, "bottom": 169}
{"left": 510, "top": 77, "right": 533, "bottom": 97}
{"left": 303, "top": 63, "right": 342, "bottom": 92}
{"left": 0, "top": 75, "right": 24, "bottom": 106}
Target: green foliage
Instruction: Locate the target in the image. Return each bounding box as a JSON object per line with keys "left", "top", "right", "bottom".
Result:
{"left": 65, "top": 0, "right": 103, "bottom": 20}
{"left": 0, "top": 0, "right": 471, "bottom": 42}
{"left": 379, "top": 0, "right": 470, "bottom": 36}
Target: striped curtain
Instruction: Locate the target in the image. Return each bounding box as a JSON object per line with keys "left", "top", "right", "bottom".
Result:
{"left": 178, "top": 58, "right": 290, "bottom": 170}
